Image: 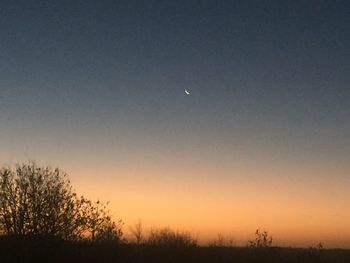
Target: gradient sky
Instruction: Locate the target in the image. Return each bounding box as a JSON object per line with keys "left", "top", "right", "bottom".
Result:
{"left": 1, "top": 0, "right": 350, "bottom": 247}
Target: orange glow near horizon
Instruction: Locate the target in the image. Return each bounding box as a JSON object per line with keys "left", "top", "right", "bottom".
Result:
{"left": 1, "top": 131, "right": 349, "bottom": 248}
{"left": 56, "top": 153, "right": 350, "bottom": 249}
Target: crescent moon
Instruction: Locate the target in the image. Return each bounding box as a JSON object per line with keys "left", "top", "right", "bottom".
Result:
{"left": 185, "top": 89, "right": 191, "bottom": 95}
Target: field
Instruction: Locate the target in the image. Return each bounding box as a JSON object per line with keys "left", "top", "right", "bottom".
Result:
{"left": 1, "top": 236, "right": 350, "bottom": 263}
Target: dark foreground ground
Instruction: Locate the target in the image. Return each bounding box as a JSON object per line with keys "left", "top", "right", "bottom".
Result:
{"left": 1, "top": 236, "right": 350, "bottom": 263}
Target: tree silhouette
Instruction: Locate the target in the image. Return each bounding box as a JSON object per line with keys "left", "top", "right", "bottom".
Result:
{"left": 83, "top": 199, "right": 123, "bottom": 243}
{"left": 0, "top": 162, "right": 122, "bottom": 242}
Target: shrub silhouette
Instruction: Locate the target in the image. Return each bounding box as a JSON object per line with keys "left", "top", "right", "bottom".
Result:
{"left": 0, "top": 162, "right": 122, "bottom": 242}
{"left": 146, "top": 227, "right": 197, "bottom": 247}
{"left": 209, "top": 233, "right": 234, "bottom": 247}
{"left": 248, "top": 229, "right": 273, "bottom": 248}
{"left": 129, "top": 219, "right": 144, "bottom": 245}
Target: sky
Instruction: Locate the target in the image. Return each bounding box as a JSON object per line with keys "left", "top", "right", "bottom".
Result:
{"left": 0, "top": 0, "right": 350, "bottom": 247}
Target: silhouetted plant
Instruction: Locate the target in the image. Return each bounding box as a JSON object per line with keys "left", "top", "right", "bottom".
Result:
{"left": 83, "top": 199, "right": 123, "bottom": 243}
{"left": 309, "top": 242, "right": 324, "bottom": 250}
{"left": 146, "top": 227, "right": 197, "bottom": 247}
{"left": 0, "top": 162, "right": 123, "bottom": 242}
{"left": 209, "top": 233, "right": 234, "bottom": 247}
{"left": 129, "top": 219, "right": 144, "bottom": 245}
{"left": 248, "top": 229, "right": 272, "bottom": 248}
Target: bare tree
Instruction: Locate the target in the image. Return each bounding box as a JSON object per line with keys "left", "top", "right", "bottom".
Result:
{"left": 0, "top": 162, "right": 123, "bottom": 242}
{"left": 83, "top": 200, "right": 123, "bottom": 243}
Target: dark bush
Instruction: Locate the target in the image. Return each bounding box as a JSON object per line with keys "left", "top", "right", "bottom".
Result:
{"left": 146, "top": 227, "right": 197, "bottom": 247}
